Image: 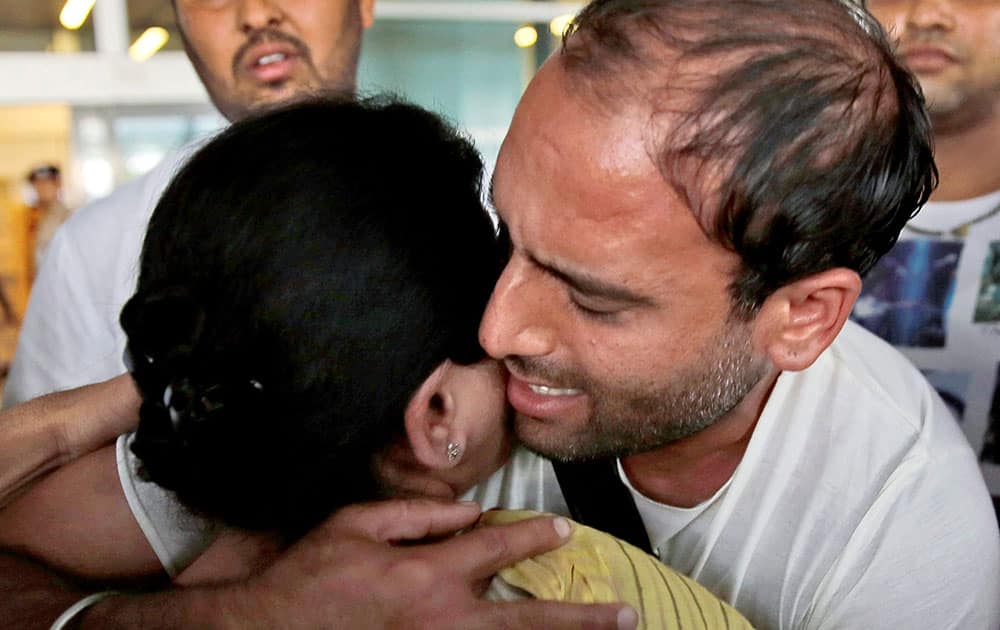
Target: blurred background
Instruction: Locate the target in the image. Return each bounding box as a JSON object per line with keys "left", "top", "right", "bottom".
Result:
{"left": 0, "top": 0, "right": 581, "bottom": 379}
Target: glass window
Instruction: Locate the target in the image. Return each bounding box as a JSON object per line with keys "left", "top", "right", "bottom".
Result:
{"left": 72, "top": 104, "right": 224, "bottom": 201}
{"left": 128, "top": 0, "right": 185, "bottom": 54}
{"left": 361, "top": 19, "right": 547, "bottom": 169}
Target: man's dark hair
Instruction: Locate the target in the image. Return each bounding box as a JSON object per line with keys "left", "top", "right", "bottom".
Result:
{"left": 27, "top": 164, "right": 60, "bottom": 182}
{"left": 121, "top": 96, "right": 500, "bottom": 539}
{"left": 563, "top": 0, "right": 936, "bottom": 317}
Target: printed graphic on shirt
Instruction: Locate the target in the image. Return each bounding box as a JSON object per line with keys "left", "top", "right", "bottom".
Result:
{"left": 974, "top": 242, "right": 1000, "bottom": 323}
{"left": 853, "top": 240, "right": 962, "bottom": 347}
{"left": 980, "top": 363, "right": 1000, "bottom": 465}
{"left": 922, "top": 369, "right": 972, "bottom": 422}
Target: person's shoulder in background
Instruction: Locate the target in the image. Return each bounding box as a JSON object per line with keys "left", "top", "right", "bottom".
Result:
{"left": 3, "top": 139, "right": 212, "bottom": 408}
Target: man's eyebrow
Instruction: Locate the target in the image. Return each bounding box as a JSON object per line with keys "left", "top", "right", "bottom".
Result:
{"left": 531, "top": 254, "right": 654, "bottom": 306}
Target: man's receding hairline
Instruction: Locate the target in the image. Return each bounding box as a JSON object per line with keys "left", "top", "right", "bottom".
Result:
{"left": 556, "top": 1, "right": 903, "bottom": 182}
{"left": 560, "top": 3, "right": 886, "bottom": 108}
{"left": 550, "top": 0, "right": 927, "bottom": 317}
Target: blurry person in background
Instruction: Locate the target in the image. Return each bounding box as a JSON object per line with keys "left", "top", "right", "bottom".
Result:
{"left": 24, "top": 164, "right": 72, "bottom": 280}
{"left": 3, "top": 0, "right": 376, "bottom": 409}
{"left": 860, "top": 0, "right": 1000, "bottom": 501}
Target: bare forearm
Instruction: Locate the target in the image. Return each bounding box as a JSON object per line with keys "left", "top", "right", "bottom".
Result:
{"left": 0, "top": 414, "right": 64, "bottom": 508}
{"left": 0, "top": 551, "right": 86, "bottom": 630}
{"left": 0, "top": 551, "right": 241, "bottom": 630}
{"left": 0, "top": 375, "right": 139, "bottom": 507}
{"left": 2, "top": 501, "right": 633, "bottom": 630}
{"left": 78, "top": 586, "right": 245, "bottom": 629}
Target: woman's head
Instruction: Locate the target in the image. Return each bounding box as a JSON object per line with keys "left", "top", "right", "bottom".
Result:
{"left": 122, "top": 96, "right": 507, "bottom": 538}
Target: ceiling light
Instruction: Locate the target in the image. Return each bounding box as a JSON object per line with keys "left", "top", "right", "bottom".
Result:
{"left": 514, "top": 25, "right": 538, "bottom": 49}
{"left": 59, "top": 0, "right": 97, "bottom": 30}
{"left": 129, "top": 27, "right": 170, "bottom": 62}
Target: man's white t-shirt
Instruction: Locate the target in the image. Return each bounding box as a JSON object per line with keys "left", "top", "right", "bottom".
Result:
{"left": 2, "top": 144, "right": 201, "bottom": 408}
{"left": 119, "top": 321, "right": 1000, "bottom": 630}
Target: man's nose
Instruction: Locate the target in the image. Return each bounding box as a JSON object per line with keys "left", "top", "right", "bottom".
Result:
{"left": 905, "top": 0, "right": 957, "bottom": 34}
{"left": 238, "top": 0, "right": 285, "bottom": 34}
{"left": 479, "top": 258, "right": 557, "bottom": 361}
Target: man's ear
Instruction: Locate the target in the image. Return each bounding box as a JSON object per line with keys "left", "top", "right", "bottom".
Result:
{"left": 754, "top": 267, "right": 861, "bottom": 371}
{"left": 403, "top": 362, "right": 463, "bottom": 471}
{"left": 359, "top": 0, "right": 376, "bottom": 29}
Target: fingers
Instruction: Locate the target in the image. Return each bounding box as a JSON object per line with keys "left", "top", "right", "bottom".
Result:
{"left": 430, "top": 515, "right": 574, "bottom": 581}
{"left": 330, "top": 498, "right": 484, "bottom": 543}
{"left": 475, "top": 601, "right": 638, "bottom": 630}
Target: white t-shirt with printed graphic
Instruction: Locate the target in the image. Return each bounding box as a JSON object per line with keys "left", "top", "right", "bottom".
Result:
{"left": 852, "top": 190, "right": 1000, "bottom": 495}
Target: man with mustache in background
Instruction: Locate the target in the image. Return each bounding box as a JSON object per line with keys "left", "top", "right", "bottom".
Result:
{"left": 3, "top": 0, "right": 375, "bottom": 410}
{"left": 858, "top": 0, "right": 1000, "bottom": 508}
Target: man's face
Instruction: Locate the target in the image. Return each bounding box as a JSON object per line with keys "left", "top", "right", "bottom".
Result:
{"left": 30, "top": 177, "right": 61, "bottom": 206}
{"left": 870, "top": 0, "right": 1000, "bottom": 124}
{"left": 173, "top": 0, "right": 374, "bottom": 121}
{"left": 480, "top": 61, "right": 767, "bottom": 461}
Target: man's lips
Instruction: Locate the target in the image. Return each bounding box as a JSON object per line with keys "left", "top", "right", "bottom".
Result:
{"left": 505, "top": 371, "right": 585, "bottom": 420}
{"left": 240, "top": 42, "right": 301, "bottom": 83}
{"left": 899, "top": 44, "right": 959, "bottom": 74}
{"left": 242, "top": 42, "right": 299, "bottom": 83}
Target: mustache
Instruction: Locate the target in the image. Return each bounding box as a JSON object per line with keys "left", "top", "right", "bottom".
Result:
{"left": 232, "top": 28, "right": 312, "bottom": 75}
{"left": 899, "top": 32, "right": 959, "bottom": 54}
{"left": 506, "top": 356, "right": 583, "bottom": 387}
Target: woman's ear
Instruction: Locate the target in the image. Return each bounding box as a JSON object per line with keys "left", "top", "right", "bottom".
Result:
{"left": 403, "top": 362, "right": 465, "bottom": 471}
{"left": 753, "top": 268, "right": 861, "bottom": 371}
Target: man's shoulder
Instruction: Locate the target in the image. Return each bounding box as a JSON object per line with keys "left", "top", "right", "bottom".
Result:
{"left": 764, "top": 317, "right": 989, "bottom": 529}
{"left": 3, "top": 140, "right": 211, "bottom": 405}
{"left": 797, "top": 320, "right": 951, "bottom": 443}
{"left": 751, "top": 319, "right": 981, "bottom": 545}
{"left": 695, "top": 321, "right": 997, "bottom": 628}
{"left": 62, "top": 143, "right": 198, "bottom": 238}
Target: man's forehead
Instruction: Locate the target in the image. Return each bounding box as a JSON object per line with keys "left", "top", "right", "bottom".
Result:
{"left": 494, "top": 96, "right": 705, "bottom": 251}
{"left": 494, "top": 64, "right": 662, "bottom": 206}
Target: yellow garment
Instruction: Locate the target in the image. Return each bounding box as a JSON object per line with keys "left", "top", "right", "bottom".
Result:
{"left": 481, "top": 510, "right": 755, "bottom": 630}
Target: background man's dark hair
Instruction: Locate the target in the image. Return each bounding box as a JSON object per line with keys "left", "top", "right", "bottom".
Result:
{"left": 120, "top": 96, "right": 500, "bottom": 539}
{"left": 27, "top": 164, "right": 60, "bottom": 183}
{"left": 563, "top": 0, "right": 937, "bottom": 317}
